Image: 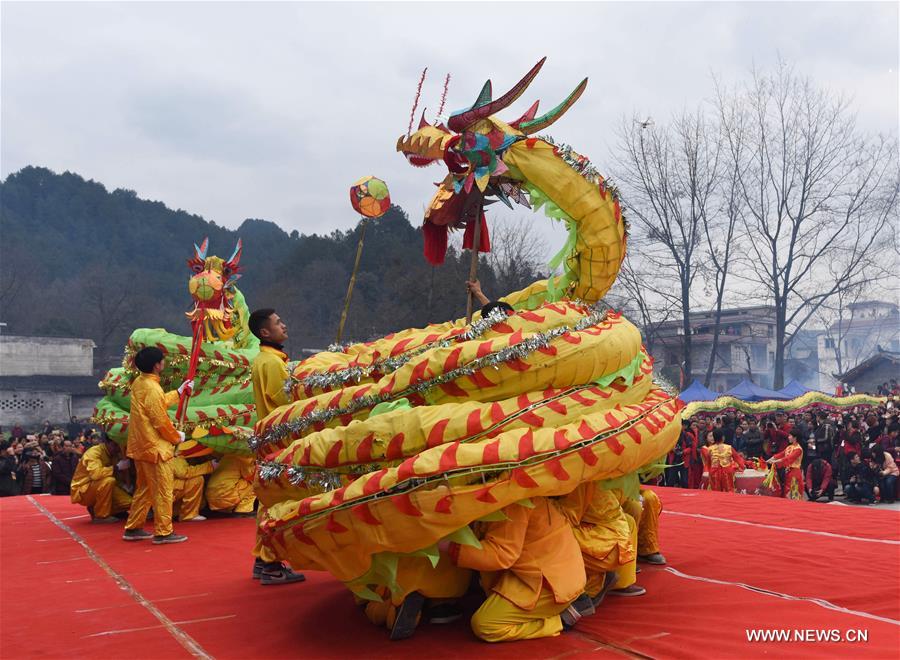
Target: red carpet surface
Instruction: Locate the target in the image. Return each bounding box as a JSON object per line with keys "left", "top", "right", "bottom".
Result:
{"left": 2, "top": 487, "right": 897, "bottom": 659}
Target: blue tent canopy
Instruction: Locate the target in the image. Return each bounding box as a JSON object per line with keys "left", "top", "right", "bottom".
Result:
{"left": 724, "top": 379, "right": 791, "bottom": 402}
{"left": 777, "top": 380, "right": 814, "bottom": 399}
{"left": 678, "top": 379, "right": 719, "bottom": 403}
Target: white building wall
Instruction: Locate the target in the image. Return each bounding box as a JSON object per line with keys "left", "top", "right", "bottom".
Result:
{"left": 0, "top": 336, "right": 95, "bottom": 377}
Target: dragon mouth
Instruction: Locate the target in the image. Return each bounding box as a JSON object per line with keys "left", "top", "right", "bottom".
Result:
{"left": 405, "top": 153, "right": 437, "bottom": 168}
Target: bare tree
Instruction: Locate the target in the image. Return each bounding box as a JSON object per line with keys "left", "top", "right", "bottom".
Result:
{"left": 701, "top": 124, "right": 745, "bottom": 387}
{"left": 715, "top": 61, "right": 899, "bottom": 388}
{"left": 606, "top": 248, "right": 679, "bottom": 356}
{"left": 483, "top": 216, "right": 547, "bottom": 296}
{"left": 615, "top": 110, "right": 721, "bottom": 382}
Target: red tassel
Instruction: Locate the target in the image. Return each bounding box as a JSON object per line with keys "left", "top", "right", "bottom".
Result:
{"left": 462, "top": 213, "right": 491, "bottom": 253}
{"left": 423, "top": 222, "right": 449, "bottom": 265}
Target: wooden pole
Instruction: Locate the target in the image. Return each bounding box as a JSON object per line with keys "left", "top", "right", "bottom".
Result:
{"left": 465, "top": 201, "right": 484, "bottom": 324}
{"left": 336, "top": 218, "right": 368, "bottom": 343}
{"left": 175, "top": 313, "right": 204, "bottom": 430}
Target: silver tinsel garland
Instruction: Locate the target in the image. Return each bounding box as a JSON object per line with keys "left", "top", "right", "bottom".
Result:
{"left": 288, "top": 307, "right": 513, "bottom": 395}
{"left": 257, "top": 461, "right": 343, "bottom": 491}
{"left": 249, "top": 306, "right": 608, "bottom": 452}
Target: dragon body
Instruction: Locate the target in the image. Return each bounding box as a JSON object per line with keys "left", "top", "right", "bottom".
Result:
{"left": 92, "top": 240, "right": 259, "bottom": 455}
{"left": 250, "top": 60, "right": 682, "bottom": 601}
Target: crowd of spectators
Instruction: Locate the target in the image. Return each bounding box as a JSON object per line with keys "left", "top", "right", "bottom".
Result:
{"left": 0, "top": 417, "right": 104, "bottom": 497}
{"left": 664, "top": 397, "right": 899, "bottom": 505}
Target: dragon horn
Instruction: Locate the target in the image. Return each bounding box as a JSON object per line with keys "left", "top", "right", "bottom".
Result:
{"left": 194, "top": 237, "right": 209, "bottom": 260}
{"left": 227, "top": 238, "right": 243, "bottom": 267}
{"left": 519, "top": 78, "right": 588, "bottom": 135}
{"left": 448, "top": 57, "right": 546, "bottom": 132}
{"left": 509, "top": 100, "right": 541, "bottom": 128}
{"left": 418, "top": 108, "right": 430, "bottom": 129}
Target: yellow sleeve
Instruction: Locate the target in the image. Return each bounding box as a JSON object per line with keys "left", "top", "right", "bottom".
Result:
{"left": 145, "top": 386, "right": 182, "bottom": 444}
{"left": 262, "top": 359, "right": 290, "bottom": 410}
{"left": 164, "top": 390, "right": 180, "bottom": 408}
{"left": 456, "top": 503, "right": 528, "bottom": 572}
{"left": 183, "top": 461, "right": 215, "bottom": 479}
{"left": 83, "top": 450, "right": 113, "bottom": 481}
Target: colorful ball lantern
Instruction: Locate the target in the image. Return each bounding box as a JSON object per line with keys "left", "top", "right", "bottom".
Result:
{"left": 350, "top": 176, "right": 391, "bottom": 218}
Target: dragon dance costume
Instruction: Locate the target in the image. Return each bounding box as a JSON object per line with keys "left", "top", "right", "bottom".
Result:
{"left": 242, "top": 59, "right": 682, "bottom": 641}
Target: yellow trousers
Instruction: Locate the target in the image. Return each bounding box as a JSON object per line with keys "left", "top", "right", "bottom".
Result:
{"left": 471, "top": 585, "right": 569, "bottom": 643}
{"left": 582, "top": 512, "right": 637, "bottom": 596}
{"left": 363, "top": 554, "right": 471, "bottom": 629}
{"left": 125, "top": 459, "right": 174, "bottom": 537}
{"left": 612, "top": 513, "right": 638, "bottom": 590}
{"left": 254, "top": 506, "right": 278, "bottom": 563}
{"left": 173, "top": 476, "right": 205, "bottom": 521}
{"left": 621, "top": 489, "right": 662, "bottom": 555}
{"left": 75, "top": 478, "right": 132, "bottom": 518}
{"left": 206, "top": 480, "right": 255, "bottom": 513}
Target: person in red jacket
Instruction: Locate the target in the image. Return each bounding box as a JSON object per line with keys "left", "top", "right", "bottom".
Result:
{"left": 683, "top": 422, "right": 703, "bottom": 489}
{"left": 806, "top": 458, "right": 834, "bottom": 502}
{"left": 767, "top": 429, "right": 804, "bottom": 500}
{"left": 708, "top": 430, "right": 746, "bottom": 492}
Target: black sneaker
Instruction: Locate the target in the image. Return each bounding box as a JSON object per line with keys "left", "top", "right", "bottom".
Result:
{"left": 152, "top": 533, "right": 188, "bottom": 545}
{"left": 122, "top": 529, "right": 153, "bottom": 541}
{"left": 260, "top": 565, "right": 306, "bottom": 585}
{"left": 592, "top": 572, "right": 619, "bottom": 609}
{"left": 390, "top": 592, "right": 425, "bottom": 640}
{"left": 252, "top": 558, "right": 266, "bottom": 580}
{"left": 427, "top": 602, "right": 462, "bottom": 624}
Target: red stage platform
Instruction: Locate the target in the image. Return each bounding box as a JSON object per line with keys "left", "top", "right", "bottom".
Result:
{"left": 2, "top": 488, "right": 898, "bottom": 659}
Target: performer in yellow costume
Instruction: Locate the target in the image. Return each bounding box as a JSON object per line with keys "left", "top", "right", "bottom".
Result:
{"left": 70, "top": 435, "right": 132, "bottom": 522}
{"left": 247, "top": 308, "right": 305, "bottom": 585}
{"left": 620, "top": 487, "right": 666, "bottom": 565}
{"left": 206, "top": 453, "right": 256, "bottom": 513}
{"left": 122, "top": 347, "right": 192, "bottom": 544}
{"left": 172, "top": 441, "right": 216, "bottom": 522}
{"left": 559, "top": 483, "right": 643, "bottom": 601}
{"left": 361, "top": 553, "right": 472, "bottom": 641}
{"left": 450, "top": 498, "right": 588, "bottom": 643}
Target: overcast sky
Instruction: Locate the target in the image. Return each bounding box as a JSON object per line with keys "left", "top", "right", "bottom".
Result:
{"left": 2, "top": 1, "right": 897, "bottom": 258}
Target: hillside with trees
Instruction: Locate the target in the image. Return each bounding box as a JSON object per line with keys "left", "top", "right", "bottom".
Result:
{"left": 0, "top": 166, "right": 544, "bottom": 370}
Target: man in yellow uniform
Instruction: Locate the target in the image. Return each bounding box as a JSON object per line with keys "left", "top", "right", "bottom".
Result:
{"left": 70, "top": 435, "right": 132, "bottom": 522}
{"left": 447, "top": 498, "right": 590, "bottom": 643}
{"left": 620, "top": 487, "right": 666, "bottom": 566}
{"left": 122, "top": 347, "right": 192, "bottom": 545}
{"left": 247, "top": 308, "right": 305, "bottom": 585}
{"left": 172, "top": 440, "right": 216, "bottom": 522}
{"left": 559, "top": 482, "right": 644, "bottom": 602}
{"left": 205, "top": 453, "right": 256, "bottom": 514}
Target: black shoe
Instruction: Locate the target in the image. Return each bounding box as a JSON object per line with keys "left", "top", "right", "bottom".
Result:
{"left": 572, "top": 592, "right": 596, "bottom": 617}
{"left": 427, "top": 602, "right": 462, "bottom": 624}
{"left": 152, "top": 533, "right": 188, "bottom": 545}
{"left": 390, "top": 592, "right": 425, "bottom": 640}
{"left": 591, "top": 572, "right": 619, "bottom": 609}
{"left": 122, "top": 528, "right": 153, "bottom": 541}
{"left": 252, "top": 558, "right": 266, "bottom": 580}
{"left": 260, "top": 565, "right": 306, "bottom": 585}
{"left": 638, "top": 552, "right": 667, "bottom": 565}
